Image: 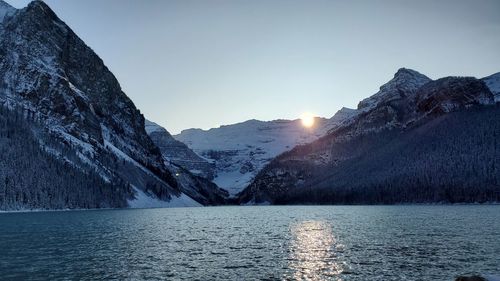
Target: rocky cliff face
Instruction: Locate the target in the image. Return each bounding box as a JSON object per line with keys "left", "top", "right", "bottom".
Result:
{"left": 238, "top": 69, "right": 499, "bottom": 204}
{"left": 145, "top": 120, "right": 215, "bottom": 180}
{"left": 416, "top": 77, "right": 493, "bottom": 115}
{"left": 1, "top": 1, "right": 161, "bottom": 169}
{"left": 145, "top": 120, "right": 228, "bottom": 205}
{"left": 357, "top": 68, "right": 432, "bottom": 111}
{"left": 0, "top": 0, "right": 208, "bottom": 208}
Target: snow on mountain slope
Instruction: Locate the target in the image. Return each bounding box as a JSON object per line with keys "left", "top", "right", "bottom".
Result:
{"left": 482, "top": 72, "right": 500, "bottom": 102}
{"left": 357, "top": 68, "right": 432, "bottom": 111}
{"left": 0, "top": 0, "right": 14, "bottom": 22}
{"left": 128, "top": 187, "right": 201, "bottom": 208}
{"left": 323, "top": 107, "right": 359, "bottom": 131}
{"left": 174, "top": 109, "right": 357, "bottom": 196}
{"left": 0, "top": 0, "right": 199, "bottom": 208}
{"left": 173, "top": 69, "right": 432, "bottom": 196}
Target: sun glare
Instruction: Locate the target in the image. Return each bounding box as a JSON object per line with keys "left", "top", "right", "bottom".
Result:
{"left": 300, "top": 112, "right": 315, "bottom": 128}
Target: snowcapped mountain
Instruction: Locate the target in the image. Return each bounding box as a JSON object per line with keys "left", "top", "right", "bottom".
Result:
{"left": 483, "top": 72, "right": 500, "bottom": 102}
{"left": 174, "top": 108, "right": 358, "bottom": 196}
{"left": 173, "top": 69, "right": 433, "bottom": 196}
{"left": 357, "top": 68, "right": 432, "bottom": 111}
{"left": 145, "top": 120, "right": 228, "bottom": 205}
{"left": 238, "top": 69, "right": 499, "bottom": 205}
{"left": 0, "top": 0, "right": 220, "bottom": 209}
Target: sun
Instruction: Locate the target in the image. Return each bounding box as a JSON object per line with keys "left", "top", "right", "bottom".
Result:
{"left": 300, "top": 112, "right": 315, "bottom": 128}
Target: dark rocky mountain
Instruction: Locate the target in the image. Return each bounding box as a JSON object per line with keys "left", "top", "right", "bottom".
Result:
{"left": 0, "top": 0, "right": 225, "bottom": 209}
{"left": 0, "top": 105, "right": 133, "bottom": 209}
{"left": 145, "top": 120, "right": 228, "bottom": 205}
{"left": 357, "top": 68, "right": 432, "bottom": 112}
{"left": 238, "top": 70, "right": 500, "bottom": 204}
{"left": 2, "top": 0, "right": 498, "bottom": 209}
{"left": 145, "top": 120, "right": 215, "bottom": 180}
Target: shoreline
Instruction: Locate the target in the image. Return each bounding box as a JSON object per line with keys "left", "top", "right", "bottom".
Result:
{"left": 1, "top": 202, "right": 499, "bottom": 214}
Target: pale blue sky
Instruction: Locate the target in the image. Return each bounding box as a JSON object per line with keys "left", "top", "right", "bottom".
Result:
{"left": 6, "top": 0, "right": 500, "bottom": 134}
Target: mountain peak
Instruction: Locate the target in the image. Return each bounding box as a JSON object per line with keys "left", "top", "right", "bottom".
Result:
{"left": 389, "top": 68, "right": 431, "bottom": 88}
{"left": 27, "top": 0, "right": 49, "bottom": 9}
{"left": 357, "top": 68, "right": 432, "bottom": 111}
{"left": 24, "top": 0, "right": 58, "bottom": 20}
{"left": 394, "top": 67, "right": 426, "bottom": 78}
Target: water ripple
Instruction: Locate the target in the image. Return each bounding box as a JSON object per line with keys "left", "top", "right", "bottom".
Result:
{"left": 0, "top": 206, "right": 499, "bottom": 280}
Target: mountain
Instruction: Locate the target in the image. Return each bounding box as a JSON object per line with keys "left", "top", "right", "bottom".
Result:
{"left": 482, "top": 72, "right": 500, "bottom": 102}
{"left": 145, "top": 120, "right": 228, "bottom": 205}
{"left": 0, "top": 0, "right": 219, "bottom": 209}
{"left": 238, "top": 69, "right": 500, "bottom": 205}
{"left": 174, "top": 109, "right": 357, "bottom": 196}
{"left": 0, "top": 105, "right": 132, "bottom": 210}
{"left": 0, "top": 0, "right": 14, "bottom": 22}
{"left": 357, "top": 68, "right": 432, "bottom": 112}
{"left": 145, "top": 120, "right": 215, "bottom": 179}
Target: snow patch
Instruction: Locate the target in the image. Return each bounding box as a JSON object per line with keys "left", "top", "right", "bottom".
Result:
{"left": 358, "top": 68, "right": 431, "bottom": 111}
{"left": 103, "top": 138, "right": 174, "bottom": 188}
{"left": 175, "top": 110, "right": 358, "bottom": 196}
{"left": 68, "top": 81, "right": 89, "bottom": 102}
{"left": 55, "top": 130, "right": 95, "bottom": 157}
{"left": 127, "top": 187, "right": 201, "bottom": 208}
{"left": 213, "top": 169, "right": 255, "bottom": 196}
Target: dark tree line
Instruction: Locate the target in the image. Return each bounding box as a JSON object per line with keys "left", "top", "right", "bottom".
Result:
{"left": 0, "top": 105, "right": 133, "bottom": 210}
{"left": 248, "top": 105, "right": 500, "bottom": 204}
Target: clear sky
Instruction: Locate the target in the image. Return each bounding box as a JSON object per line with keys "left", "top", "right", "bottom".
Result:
{"left": 6, "top": 0, "right": 500, "bottom": 134}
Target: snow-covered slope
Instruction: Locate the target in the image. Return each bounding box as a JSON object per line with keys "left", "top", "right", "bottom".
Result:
{"left": 128, "top": 187, "right": 202, "bottom": 208}
{"left": 0, "top": 0, "right": 200, "bottom": 209}
{"left": 357, "top": 68, "right": 432, "bottom": 111}
{"left": 174, "top": 109, "right": 357, "bottom": 195}
{"left": 483, "top": 72, "right": 500, "bottom": 102}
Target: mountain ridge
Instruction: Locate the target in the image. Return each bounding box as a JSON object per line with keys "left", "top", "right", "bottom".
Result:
{"left": 0, "top": 0, "right": 226, "bottom": 209}
{"left": 238, "top": 71, "right": 499, "bottom": 205}
{"left": 174, "top": 107, "right": 358, "bottom": 195}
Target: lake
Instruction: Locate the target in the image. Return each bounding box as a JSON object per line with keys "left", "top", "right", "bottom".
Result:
{"left": 0, "top": 206, "right": 499, "bottom": 280}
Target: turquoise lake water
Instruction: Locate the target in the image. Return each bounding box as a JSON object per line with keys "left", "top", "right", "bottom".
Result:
{"left": 0, "top": 205, "right": 499, "bottom": 280}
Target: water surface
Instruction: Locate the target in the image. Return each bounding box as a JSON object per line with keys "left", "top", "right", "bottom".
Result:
{"left": 0, "top": 206, "right": 499, "bottom": 280}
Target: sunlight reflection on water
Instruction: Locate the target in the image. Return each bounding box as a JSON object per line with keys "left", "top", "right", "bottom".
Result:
{"left": 1, "top": 206, "right": 499, "bottom": 280}
{"left": 286, "top": 220, "right": 346, "bottom": 281}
